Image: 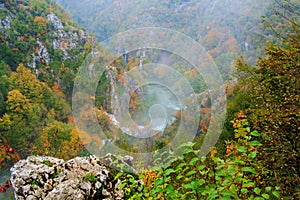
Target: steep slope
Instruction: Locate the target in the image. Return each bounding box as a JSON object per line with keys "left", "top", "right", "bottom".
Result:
{"left": 0, "top": 0, "right": 94, "bottom": 192}
{"left": 0, "top": 0, "right": 95, "bottom": 95}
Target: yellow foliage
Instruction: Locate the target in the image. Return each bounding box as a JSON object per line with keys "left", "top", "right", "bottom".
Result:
{"left": 0, "top": 113, "right": 12, "bottom": 128}
{"left": 39, "top": 123, "right": 83, "bottom": 160}
{"left": 39, "top": 128, "right": 51, "bottom": 154}
{"left": 6, "top": 89, "right": 31, "bottom": 114}
{"left": 59, "top": 130, "right": 83, "bottom": 160}
{"left": 34, "top": 16, "right": 49, "bottom": 27}
{"left": 49, "top": 108, "right": 56, "bottom": 118}
{"left": 74, "top": 129, "right": 92, "bottom": 145}
{"left": 52, "top": 82, "right": 64, "bottom": 97}
{"left": 84, "top": 39, "right": 92, "bottom": 53}
{"left": 19, "top": 4, "right": 26, "bottom": 11}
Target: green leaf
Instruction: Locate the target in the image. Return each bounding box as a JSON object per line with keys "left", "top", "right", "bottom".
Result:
{"left": 272, "top": 191, "right": 280, "bottom": 199}
{"left": 196, "top": 179, "right": 205, "bottom": 186}
{"left": 154, "top": 178, "right": 163, "bottom": 187}
{"left": 183, "top": 183, "right": 195, "bottom": 190}
{"left": 265, "top": 187, "right": 272, "bottom": 192}
{"left": 246, "top": 127, "right": 251, "bottom": 132}
{"left": 262, "top": 194, "right": 270, "bottom": 199}
{"left": 200, "top": 156, "right": 206, "bottom": 162}
{"left": 222, "top": 196, "right": 231, "bottom": 200}
{"left": 114, "top": 172, "right": 123, "bottom": 180}
{"left": 228, "top": 184, "right": 239, "bottom": 199}
{"left": 120, "top": 182, "right": 127, "bottom": 190}
{"left": 242, "top": 182, "right": 255, "bottom": 188}
{"left": 138, "top": 184, "right": 143, "bottom": 191}
{"left": 250, "top": 141, "right": 262, "bottom": 146}
{"left": 186, "top": 170, "right": 196, "bottom": 176}
{"left": 189, "top": 157, "right": 199, "bottom": 166}
{"left": 197, "top": 165, "right": 206, "bottom": 171}
{"left": 165, "top": 184, "right": 175, "bottom": 195}
{"left": 233, "top": 160, "right": 245, "bottom": 165}
{"left": 242, "top": 167, "right": 256, "bottom": 173}
{"left": 250, "top": 130, "right": 261, "bottom": 136}
{"left": 176, "top": 162, "right": 186, "bottom": 171}
{"left": 176, "top": 174, "right": 183, "bottom": 180}
{"left": 221, "top": 189, "right": 233, "bottom": 197}
{"left": 186, "top": 142, "right": 195, "bottom": 147}
{"left": 216, "top": 170, "right": 226, "bottom": 177}
{"left": 254, "top": 197, "right": 264, "bottom": 200}
{"left": 129, "top": 177, "right": 134, "bottom": 183}
{"left": 241, "top": 188, "right": 248, "bottom": 194}
{"left": 164, "top": 168, "right": 176, "bottom": 176}
{"left": 182, "top": 166, "right": 190, "bottom": 173}
{"left": 183, "top": 148, "right": 193, "bottom": 154}
{"left": 208, "top": 190, "right": 219, "bottom": 200}
{"left": 176, "top": 143, "right": 189, "bottom": 150}
{"left": 237, "top": 146, "right": 247, "bottom": 153}
{"left": 248, "top": 152, "right": 257, "bottom": 159}
{"left": 176, "top": 142, "right": 194, "bottom": 150}
{"left": 152, "top": 186, "right": 163, "bottom": 193}
{"left": 254, "top": 187, "right": 261, "bottom": 195}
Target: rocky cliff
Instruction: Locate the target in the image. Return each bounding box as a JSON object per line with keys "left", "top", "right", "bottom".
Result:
{"left": 0, "top": 0, "right": 99, "bottom": 197}
{"left": 0, "top": 0, "right": 94, "bottom": 93}
{"left": 10, "top": 155, "right": 138, "bottom": 200}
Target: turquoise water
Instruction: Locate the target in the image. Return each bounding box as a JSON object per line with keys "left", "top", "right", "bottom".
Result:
{"left": 131, "top": 83, "right": 181, "bottom": 130}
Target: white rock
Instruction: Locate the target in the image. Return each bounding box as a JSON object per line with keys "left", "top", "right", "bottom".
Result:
{"left": 10, "top": 155, "right": 130, "bottom": 199}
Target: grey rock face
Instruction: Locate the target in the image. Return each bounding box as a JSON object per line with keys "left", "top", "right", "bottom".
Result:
{"left": 0, "top": 16, "right": 11, "bottom": 29}
{"left": 10, "top": 155, "right": 135, "bottom": 200}
{"left": 36, "top": 39, "right": 50, "bottom": 64}
{"left": 47, "top": 12, "right": 64, "bottom": 29}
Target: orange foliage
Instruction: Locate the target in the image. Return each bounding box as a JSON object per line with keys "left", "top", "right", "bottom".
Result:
{"left": 175, "top": 110, "right": 181, "bottom": 119}
{"left": 76, "top": 129, "right": 92, "bottom": 145}
{"left": 116, "top": 74, "right": 123, "bottom": 79}
{"left": 129, "top": 89, "right": 141, "bottom": 115}
{"left": 200, "top": 107, "right": 211, "bottom": 115}
{"left": 34, "top": 16, "right": 49, "bottom": 27}
{"left": 52, "top": 82, "right": 64, "bottom": 97}
{"left": 68, "top": 115, "right": 74, "bottom": 123}
{"left": 46, "top": 6, "right": 53, "bottom": 14}
{"left": 209, "top": 149, "right": 217, "bottom": 159}
{"left": 141, "top": 170, "right": 157, "bottom": 187}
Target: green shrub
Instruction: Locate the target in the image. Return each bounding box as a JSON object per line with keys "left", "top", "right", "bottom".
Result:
{"left": 119, "top": 117, "right": 281, "bottom": 199}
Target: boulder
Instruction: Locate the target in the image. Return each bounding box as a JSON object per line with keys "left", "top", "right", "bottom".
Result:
{"left": 10, "top": 155, "right": 136, "bottom": 200}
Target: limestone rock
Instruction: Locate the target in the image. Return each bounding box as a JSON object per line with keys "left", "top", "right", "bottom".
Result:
{"left": 0, "top": 16, "right": 11, "bottom": 29}
{"left": 10, "top": 155, "right": 134, "bottom": 199}
{"left": 47, "top": 12, "right": 64, "bottom": 29}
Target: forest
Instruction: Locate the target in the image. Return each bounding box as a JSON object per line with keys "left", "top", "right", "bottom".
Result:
{"left": 0, "top": 0, "right": 299, "bottom": 199}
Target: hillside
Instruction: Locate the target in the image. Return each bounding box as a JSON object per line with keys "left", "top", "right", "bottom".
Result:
{"left": 0, "top": 0, "right": 299, "bottom": 199}
{"left": 0, "top": 0, "right": 94, "bottom": 195}
{"left": 56, "top": 0, "right": 271, "bottom": 79}
{"left": 0, "top": 0, "right": 95, "bottom": 95}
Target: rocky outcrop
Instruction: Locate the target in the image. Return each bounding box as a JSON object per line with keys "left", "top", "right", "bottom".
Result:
{"left": 28, "top": 12, "right": 90, "bottom": 68}
{"left": 10, "top": 155, "right": 137, "bottom": 200}
{"left": 36, "top": 39, "right": 50, "bottom": 64}
{"left": 0, "top": 16, "right": 11, "bottom": 30}
{"left": 47, "top": 12, "right": 64, "bottom": 30}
